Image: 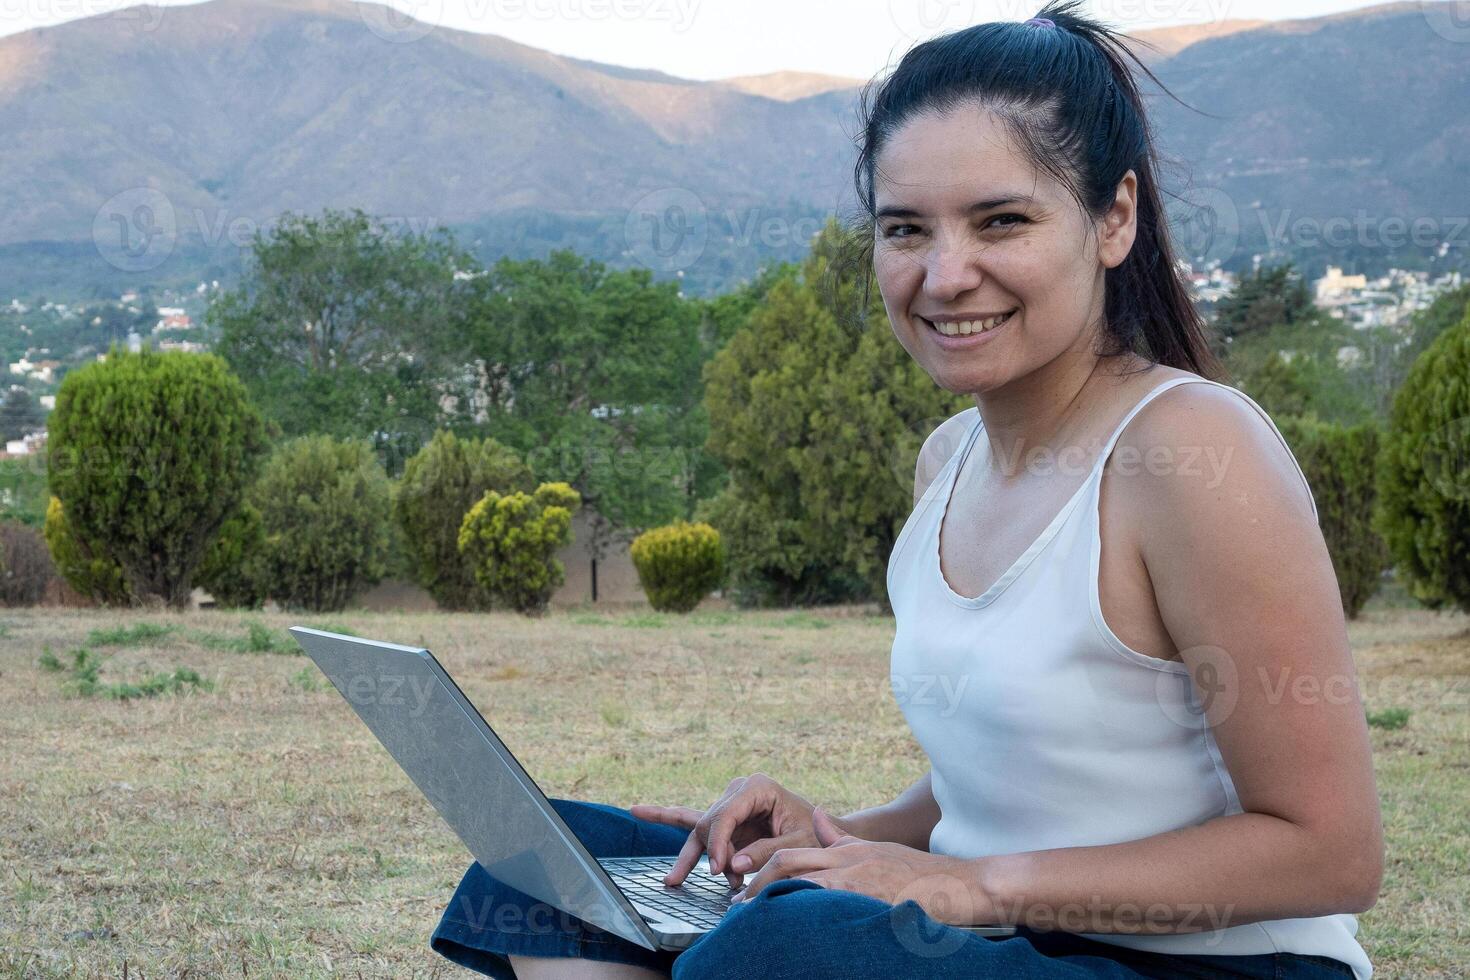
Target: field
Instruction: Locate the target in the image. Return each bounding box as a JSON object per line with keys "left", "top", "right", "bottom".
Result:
{"left": 1, "top": 597, "right": 1465, "bottom": 978}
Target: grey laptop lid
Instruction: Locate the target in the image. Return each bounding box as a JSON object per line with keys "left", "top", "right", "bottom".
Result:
{"left": 289, "top": 627, "right": 659, "bottom": 950}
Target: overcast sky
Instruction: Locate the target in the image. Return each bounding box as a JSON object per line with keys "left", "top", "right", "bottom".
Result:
{"left": 0, "top": 0, "right": 1393, "bottom": 80}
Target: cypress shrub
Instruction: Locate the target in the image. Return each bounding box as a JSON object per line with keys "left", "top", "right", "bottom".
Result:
{"left": 394, "top": 430, "right": 535, "bottom": 610}
{"left": 1275, "top": 417, "right": 1389, "bottom": 619}
{"left": 253, "top": 436, "right": 393, "bottom": 612}
{"left": 45, "top": 347, "right": 267, "bottom": 606}
{"left": 1375, "top": 306, "right": 1470, "bottom": 613}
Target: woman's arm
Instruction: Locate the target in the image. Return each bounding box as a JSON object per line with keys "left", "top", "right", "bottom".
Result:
{"left": 968, "top": 385, "right": 1385, "bottom": 932}
{"left": 839, "top": 770, "right": 940, "bottom": 851}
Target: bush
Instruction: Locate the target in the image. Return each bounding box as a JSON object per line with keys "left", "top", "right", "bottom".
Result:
{"left": 630, "top": 520, "right": 725, "bottom": 613}
{"left": 195, "top": 503, "right": 270, "bottom": 609}
{"left": 0, "top": 520, "right": 57, "bottom": 606}
{"left": 251, "top": 436, "right": 393, "bottom": 612}
{"left": 46, "top": 347, "right": 268, "bottom": 607}
{"left": 394, "top": 430, "right": 535, "bottom": 610}
{"left": 44, "top": 496, "right": 131, "bottom": 605}
{"left": 458, "top": 482, "right": 580, "bottom": 616}
{"left": 1275, "top": 417, "right": 1389, "bottom": 619}
{"left": 1375, "top": 306, "right": 1470, "bottom": 613}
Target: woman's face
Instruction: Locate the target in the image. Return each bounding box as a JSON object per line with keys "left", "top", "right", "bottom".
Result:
{"left": 871, "top": 104, "right": 1136, "bottom": 394}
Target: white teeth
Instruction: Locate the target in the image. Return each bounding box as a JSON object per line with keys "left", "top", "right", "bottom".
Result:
{"left": 927, "top": 311, "right": 1014, "bottom": 336}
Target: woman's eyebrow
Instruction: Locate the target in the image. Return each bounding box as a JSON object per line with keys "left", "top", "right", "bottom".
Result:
{"left": 876, "top": 193, "right": 1037, "bottom": 219}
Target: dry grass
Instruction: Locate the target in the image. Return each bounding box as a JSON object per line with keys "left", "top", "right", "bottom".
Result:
{"left": 0, "top": 598, "right": 1464, "bottom": 978}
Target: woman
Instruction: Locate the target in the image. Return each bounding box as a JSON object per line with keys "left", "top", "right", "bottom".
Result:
{"left": 430, "top": 2, "right": 1383, "bottom": 976}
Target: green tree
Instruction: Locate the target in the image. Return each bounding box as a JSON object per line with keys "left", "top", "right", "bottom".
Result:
{"left": 1214, "top": 263, "right": 1317, "bottom": 345}
{"left": 251, "top": 436, "right": 394, "bottom": 613}
{"left": 46, "top": 347, "right": 268, "bottom": 607}
{"left": 0, "top": 387, "right": 45, "bottom": 442}
{"left": 461, "top": 251, "right": 710, "bottom": 586}
{"left": 698, "top": 218, "right": 969, "bottom": 609}
{"left": 394, "top": 430, "right": 535, "bottom": 610}
{"left": 1216, "top": 264, "right": 1372, "bottom": 425}
{"left": 458, "top": 482, "right": 581, "bottom": 616}
{"left": 211, "top": 209, "right": 475, "bottom": 471}
{"left": 1375, "top": 305, "right": 1470, "bottom": 613}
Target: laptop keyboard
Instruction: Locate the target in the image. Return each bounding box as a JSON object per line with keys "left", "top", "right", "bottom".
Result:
{"left": 600, "top": 856, "right": 739, "bottom": 930}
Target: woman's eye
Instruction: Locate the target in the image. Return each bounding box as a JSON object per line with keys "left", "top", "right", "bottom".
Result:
{"left": 988, "top": 213, "right": 1028, "bottom": 229}
{"left": 883, "top": 224, "right": 920, "bottom": 239}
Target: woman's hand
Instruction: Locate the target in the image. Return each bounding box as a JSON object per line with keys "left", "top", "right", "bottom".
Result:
{"left": 730, "top": 806, "right": 994, "bottom": 927}
{"left": 630, "top": 772, "right": 853, "bottom": 888}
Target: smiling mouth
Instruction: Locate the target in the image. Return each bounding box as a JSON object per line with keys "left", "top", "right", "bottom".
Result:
{"left": 919, "top": 309, "right": 1017, "bottom": 337}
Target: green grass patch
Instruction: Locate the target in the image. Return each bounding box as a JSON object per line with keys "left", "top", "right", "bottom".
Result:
{"left": 1367, "top": 706, "right": 1411, "bottom": 730}
{"left": 40, "top": 644, "right": 211, "bottom": 700}
{"left": 617, "top": 613, "right": 670, "bottom": 628}
{"left": 190, "top": 621, "right": 298, "bottom": 655}
{"left": 774, "top": 611, "right": 831, "bottom": 629}
{"left": 288, "top": 666, "right": 324, "bottom": 693}
{"left": 85, "top": 622, "right": 175, "bottom": 647}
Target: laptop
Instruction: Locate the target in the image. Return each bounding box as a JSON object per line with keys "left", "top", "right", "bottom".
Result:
{"left": 289, "top": 626, "right": 1016, "bottom": 951}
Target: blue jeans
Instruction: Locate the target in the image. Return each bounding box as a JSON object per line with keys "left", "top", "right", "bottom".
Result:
{"left": 431, "top": 798, "right": 1359, "bottom": 979}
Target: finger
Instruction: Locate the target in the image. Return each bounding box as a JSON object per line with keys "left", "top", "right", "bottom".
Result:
{"left": 811, "top": 806, "right": 849, "bottom": 847}
{"left": 629, "top": 804, "right": 703, "bottom": 829}
{"left": 704, "top": 787, "right": 772, "bottom": 875}
{"left": 663, "top": 827, "right": 706, "bottom": 887}
{"left": 728, "top": 831, "right": 808, "bottom": 877}
{"left": 731, "top": 846, "right": 844, "bottom": 903}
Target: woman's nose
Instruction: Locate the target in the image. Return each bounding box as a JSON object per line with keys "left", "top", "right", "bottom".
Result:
{"left": 921, "top": 239, "right": 985, "bottom": 301}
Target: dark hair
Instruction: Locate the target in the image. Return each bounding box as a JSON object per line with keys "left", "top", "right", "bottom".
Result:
{"left": 845, "top": 0, "right": 1222, "bottom": 379}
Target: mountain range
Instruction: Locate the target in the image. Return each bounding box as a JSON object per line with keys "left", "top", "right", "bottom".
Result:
{"left": 0, "top": 0, "right": 1464, "bottom": 297}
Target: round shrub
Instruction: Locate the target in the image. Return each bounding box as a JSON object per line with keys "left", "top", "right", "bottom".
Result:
{"left": 1275, "top": 417, "right": 1388, "bottom": 619}
{"left": 394, "top": 430, "right": 535, "bottom": 611}
{"left": 630, "top": 520, "right": 726, "bottom": 613}
{"left": 457, "top": 482, "right": 580, "bottom": 616}
{"left": 1375, "top": 305, "right": 1470, "bottom": 613}
{"left": 253, "top": 436, "right": 393, "bottom": 612}
{"left": 43, "top": 496, "right": 131, "bottom": 605}
{"left": 46, "top": 347, "right": 268, "bottom": 607}
{"left": 195, "top": 503, "right": 270, "bottom": 609}
{"left": 0, "top": 520, "right": 57, "bottom": 606}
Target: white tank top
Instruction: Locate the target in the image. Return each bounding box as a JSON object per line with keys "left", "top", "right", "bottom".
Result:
{"left": 887, "top": 375, "right": 1371, "bottom": 978}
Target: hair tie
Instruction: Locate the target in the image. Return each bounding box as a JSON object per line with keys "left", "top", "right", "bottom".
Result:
{"left": 1024, "top": 17, "right": 1057, "bottom": 27}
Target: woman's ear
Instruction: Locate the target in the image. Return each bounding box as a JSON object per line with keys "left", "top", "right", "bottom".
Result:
{"left": 1098, "top": 169, "right": 1138, "bottom": 270}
